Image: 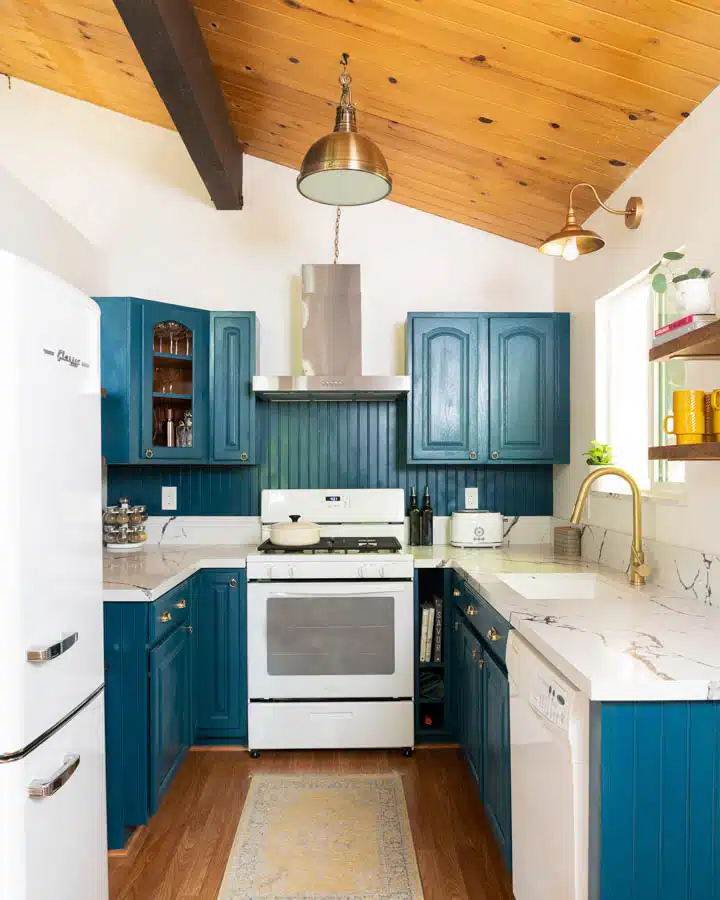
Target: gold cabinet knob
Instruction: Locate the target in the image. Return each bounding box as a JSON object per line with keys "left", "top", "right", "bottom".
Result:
{"left": 160, "top": 611, "right": 172, "bottom": 623}
{"left": 487, "top": 627, "right": 501, "bottom": 642}
{"left": 240, "top": 452, "right": 249, "bottom": 461}
{"left": 491, "top": 450, "right": 500, "bottom": 459}
{"left": 175, "top": 598, "right": 187, "bottom": 609}
{"left": 471, "top": 648, "right": 479, "bottom": 660}
{"left": 145, "top": 449, "right": 154, "bottom": 459}
{"left": 452, "top": 588, "right": 461, "bottom": 597}
{"left": 469, "top": 451, "right": 477, "bottom": 459}
{"left": 229, "top": 577, "right": 238, "bottom": 588}
{"left": 184, "top": 625, "right": 193, "bottom": 634}
{"left": 478, "top": 659, "right": 485, "bottom": 668}
{"left": 465, "top": 604, "right": 477, "bottom": 616}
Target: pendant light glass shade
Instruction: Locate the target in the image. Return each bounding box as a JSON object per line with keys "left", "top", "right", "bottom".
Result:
{"left": 297, "top": 59, "right": 392, "bottom": 206}
{"left": 538, "top": 183, "right": 643, "bottom": 261}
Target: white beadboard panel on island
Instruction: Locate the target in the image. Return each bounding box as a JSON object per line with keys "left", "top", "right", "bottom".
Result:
{"left": 104, "top": 542, "right": 720, "bottom": 702}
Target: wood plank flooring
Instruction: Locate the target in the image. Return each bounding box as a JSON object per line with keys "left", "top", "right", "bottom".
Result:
{"left": 109, "top": 747, "right": 514, "bottom": 900}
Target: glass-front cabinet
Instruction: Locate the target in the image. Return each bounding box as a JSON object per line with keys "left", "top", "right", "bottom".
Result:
{"left": 141, "top": 303, "right": 209, "bottom": 459}
{"left": 141, "top": 303, "right": 208, "bottom": 460}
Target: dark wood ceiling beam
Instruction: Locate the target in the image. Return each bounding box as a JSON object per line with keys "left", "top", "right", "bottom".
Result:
{"left": 113, "top": 0, "right": 244, "bottom": 209}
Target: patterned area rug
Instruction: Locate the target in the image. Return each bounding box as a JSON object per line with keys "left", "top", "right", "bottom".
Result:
{"left": 217, "top": 774, "right": 424, "bottom": 899}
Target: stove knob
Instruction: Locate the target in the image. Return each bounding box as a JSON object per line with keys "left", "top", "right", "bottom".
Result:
{"left": 288, "top": 565, "right": 295, "bottom": 579}
{"left": 265, "top": 564, "right": 273, "bottom": 580}
{"left": 358, "top": 566, "right": 365, "bottom": 578}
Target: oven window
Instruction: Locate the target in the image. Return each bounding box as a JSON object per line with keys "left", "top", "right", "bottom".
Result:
{"left": 266, "top": 595, "right": 395, "bottom": 676}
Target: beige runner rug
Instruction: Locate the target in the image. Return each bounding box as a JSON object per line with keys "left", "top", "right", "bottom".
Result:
{"left": 217, "top": 774, "right": 424, "bottom": 899}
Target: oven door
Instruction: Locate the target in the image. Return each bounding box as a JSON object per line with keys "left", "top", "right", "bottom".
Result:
{"left": 247, "top": 581, "right": 414, "bottom": 700}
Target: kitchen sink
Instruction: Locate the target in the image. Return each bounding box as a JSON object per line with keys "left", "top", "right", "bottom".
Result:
{"left": 496, "top": 572, "right": 605, "bottom": 600}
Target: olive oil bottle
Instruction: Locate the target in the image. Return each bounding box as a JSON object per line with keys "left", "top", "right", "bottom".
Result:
{"left": 421, "top": 486, "right": 434, "bottom": 546}
{"left": 408, "top": 487, "right": 422, "bottom": 546}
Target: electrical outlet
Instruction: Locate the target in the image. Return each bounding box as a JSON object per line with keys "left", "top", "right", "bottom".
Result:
{"left": 464, "top": 487, "right": 479, "bottom": 510}
{"left": 161, "top": 486, "right": 177, "bottom": 511}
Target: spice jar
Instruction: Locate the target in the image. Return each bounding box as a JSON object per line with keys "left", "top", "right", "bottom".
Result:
{"left": 104, "top": 526, "right": 121, "bottom": 544}
{"left": 129, "top": 505, "right": 147, "bottom": 525}
{"left": 103, "top": 507, "right": 121, "bottom": 526}
{"left": 127, "top": 526, "right": 147, "bottom": 544}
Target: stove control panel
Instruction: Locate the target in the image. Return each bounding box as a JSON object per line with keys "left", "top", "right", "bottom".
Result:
{"left": 246, "top": 555, "right": 414, "bottom": 582}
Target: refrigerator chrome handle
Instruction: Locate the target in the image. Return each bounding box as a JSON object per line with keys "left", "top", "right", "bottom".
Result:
{"left": 28, "top": 754, "right": 80, "bottom": 798}
{"left": 27, "top": 632, "right": 78, "bottom": 663}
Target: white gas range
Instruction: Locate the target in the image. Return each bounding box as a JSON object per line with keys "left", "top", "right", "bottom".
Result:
{"left": 246, "top": 489, "right": 415, "bottom": 756}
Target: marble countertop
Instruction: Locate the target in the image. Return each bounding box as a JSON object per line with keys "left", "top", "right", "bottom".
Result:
{"left": 103, "top": 543, "right": 720, "bottom": 702}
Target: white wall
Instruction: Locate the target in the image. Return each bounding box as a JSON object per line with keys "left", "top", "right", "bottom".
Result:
{"left": 0, "top": 80, "right": 554, "bottom": 376}
{"left": 0, "top": 164, "right": 100, "bottom": 293}
{"left": 555, "top": 86, "right": 720, "bottom": 555}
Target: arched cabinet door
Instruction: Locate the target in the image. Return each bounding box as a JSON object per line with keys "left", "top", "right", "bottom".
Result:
{"left": 141, "top": 302, "right": 209, "bottom": 460}
{"left": 407, "top": 314, "right": 488, "bottom": 463}
{"left": 488, "top": 316, "right": 563, "bottom": 462}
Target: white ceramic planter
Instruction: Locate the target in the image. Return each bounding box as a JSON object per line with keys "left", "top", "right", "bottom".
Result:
{"left": 675, "top": 278, "right": 714, "bottom": 315}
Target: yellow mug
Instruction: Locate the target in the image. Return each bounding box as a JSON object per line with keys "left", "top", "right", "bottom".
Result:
{"left": 710, "top": 390, "right": 720, "bottom": 442}
{"left": 664, "top": 389, "right": 706, "bottom": 439}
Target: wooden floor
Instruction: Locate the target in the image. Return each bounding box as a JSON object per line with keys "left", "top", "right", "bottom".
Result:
{"left": 109, "top": 747, "right": 514, "bottom": 900}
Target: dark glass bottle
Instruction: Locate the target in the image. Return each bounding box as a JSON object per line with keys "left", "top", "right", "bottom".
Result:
{"left": 408, "top": 487, "right": 422, "bottom": 546}
{"left": 421, "top": 486, "right": 434, "bottom": 546}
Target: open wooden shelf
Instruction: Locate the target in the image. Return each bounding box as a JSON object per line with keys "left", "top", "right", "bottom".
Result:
{"left": 649, "top": 442, "right": 720, "bottom": 460}
{"left": 649, "top": 319, "right": 720, "bottom": 363}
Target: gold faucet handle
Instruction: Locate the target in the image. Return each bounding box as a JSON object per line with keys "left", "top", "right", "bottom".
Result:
{"left": 634, "top": 562, "right": 650, "bottom": 578}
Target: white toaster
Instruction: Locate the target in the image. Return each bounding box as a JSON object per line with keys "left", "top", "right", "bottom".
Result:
{"left": 450, "top": 510, "right": 504, "bottom": 548}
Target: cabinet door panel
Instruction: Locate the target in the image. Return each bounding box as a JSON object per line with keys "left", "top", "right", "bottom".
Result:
{"left": 483, "top": 652, "right": 512, "bottom": 871}
{"left": 211, "top": 314, "right": 255, "bottom": 462}
{"left": 408, "top": 315, "right": 487, "bottom": 463}
{"left": 195, "top": 570, "right": 247, "bottom": 739}
{"left": 141, "top": 301, "right": 209, "bottom": 461}
{"left": 149, "top": 626, "right": 191, "bottom": 814}
{"left": 489, "top": 316, "right": 555, "bottom": 461}
{"left": 465, "top": 629, "right": 484, "bottom": 791}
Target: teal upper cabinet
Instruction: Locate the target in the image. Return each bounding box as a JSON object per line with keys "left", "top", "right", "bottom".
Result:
{"left": 488, "top": 315, "right": 569, "bottom": 463}
{"left": 142, "top": 301, "right": 209, "bottom": 461}
{"left": 211, "top": 313, "right": 256, "bottom": 463}
{"left": 407, "top": 313, "right": 488, "bottom": 463}
{"left": 407, "top": 312, "right": 569, "bottom": 465}
{"left": 96, "top": 298, "right": 255, "bottom": 465}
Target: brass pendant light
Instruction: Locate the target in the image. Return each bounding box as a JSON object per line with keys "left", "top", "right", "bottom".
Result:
{"left": 539, "top": 183, "right": 644, "bottom": 261}
{"left": 297, "top": 54, "right": 392, "bottom": 206}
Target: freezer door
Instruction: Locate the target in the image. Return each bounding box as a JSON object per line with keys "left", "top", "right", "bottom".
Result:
{"left": 0, "top": 691, "right": 108, "bottom": 900}
{"left": 0, "top": 251, "right": 104, "bottom": 755}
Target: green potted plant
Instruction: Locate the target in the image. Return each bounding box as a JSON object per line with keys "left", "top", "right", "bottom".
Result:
{"left": 650, "top": 251, "right": 714, "bottom": 314}
{"left": 583, "top": 440, "right": 613, "bottom": 468}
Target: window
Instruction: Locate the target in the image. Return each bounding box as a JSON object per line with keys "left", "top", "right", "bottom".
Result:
{"left": 596, "top": 276, "right": 685, "bottom": 493}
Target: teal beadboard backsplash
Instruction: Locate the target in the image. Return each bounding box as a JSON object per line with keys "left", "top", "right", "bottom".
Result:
{"left": 108, "top": 401, "right": 553, "bottom": 516}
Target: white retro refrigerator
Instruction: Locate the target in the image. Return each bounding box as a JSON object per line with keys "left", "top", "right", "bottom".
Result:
{"left": 0, "top": 250, "right": 108, "bottom": 899}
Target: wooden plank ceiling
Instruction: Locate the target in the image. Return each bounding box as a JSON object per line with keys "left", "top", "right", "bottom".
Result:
{"left": 2, "top": 0, "right": 720, "bottom": 245}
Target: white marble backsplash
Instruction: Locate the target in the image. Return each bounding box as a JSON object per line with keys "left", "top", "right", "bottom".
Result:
{"left": 145, "top": 514, "right": 553, "bottom": 548}
{"left": 552, "top": 517, "right": 720, "bottom": 608}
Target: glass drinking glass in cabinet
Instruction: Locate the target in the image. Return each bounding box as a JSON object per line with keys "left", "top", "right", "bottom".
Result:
{"left": 154, "top": 321, "right": 192, "bottom": 356}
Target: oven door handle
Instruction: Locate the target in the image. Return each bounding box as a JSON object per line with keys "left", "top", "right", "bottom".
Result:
{"left": 266, "top": 588, "right": 402, "bottom": 598}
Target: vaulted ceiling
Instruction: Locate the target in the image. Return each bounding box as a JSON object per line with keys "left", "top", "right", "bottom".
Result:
{"left": 2, "top": 0, "right": 720, "bottom": 245}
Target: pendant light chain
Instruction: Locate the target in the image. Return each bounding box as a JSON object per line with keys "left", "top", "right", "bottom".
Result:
{"left": 333, "top": 206, "right": 342, "bottom": 264}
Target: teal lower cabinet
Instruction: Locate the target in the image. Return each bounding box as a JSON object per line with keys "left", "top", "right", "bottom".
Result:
{"left": 450, "top": 582, "right": 512, "bottom": 873}
{"left": 590, "top": 700, "right": 720, "bottom": 900}
{"left": 149, "top": 623, "right": 192, "bottom": 814}
{"left": 103, "top": 569, "right": 248, "bottom": 850}
{"left": 194, "top": 569, "right": 247, "bottom": 742}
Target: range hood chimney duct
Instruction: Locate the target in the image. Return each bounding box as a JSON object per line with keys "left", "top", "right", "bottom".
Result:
{"left": 252, "top": 264, "right": 410, "bottom": 401}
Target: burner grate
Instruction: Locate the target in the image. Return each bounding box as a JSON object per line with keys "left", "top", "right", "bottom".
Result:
{"left": 256, "top": 536, "right": 402, "bottom": 554}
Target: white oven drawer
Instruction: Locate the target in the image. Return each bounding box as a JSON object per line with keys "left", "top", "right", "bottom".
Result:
{"left": 249, "top": 701, "right": 414, "bottom": 750}
{"left": 247, "top": 581, "right": 414, "bottom": 700}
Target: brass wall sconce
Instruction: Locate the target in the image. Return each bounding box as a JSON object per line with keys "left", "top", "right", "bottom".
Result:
{"left": 539, "top": 183, "right": 643, "bottom": 261}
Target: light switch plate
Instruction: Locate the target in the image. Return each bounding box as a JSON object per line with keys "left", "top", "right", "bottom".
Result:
{"left": 161, "top": 486, "right": 177, "bottom": 511}
{"left": 464, "top": 487, "right": 479, "bottom": 510}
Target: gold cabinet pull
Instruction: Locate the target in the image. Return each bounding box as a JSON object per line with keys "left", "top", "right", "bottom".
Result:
{"left": 160, "top": 611, "right": 172, "bottom": 623}
{"left": 184, "top": 625, "right": 193, "bottom": 634}
{"left": 471, "top": 648, "right": 479, "bottom": 660}
{"left": 478, "top": 659, "right": 485, "bottom": 668}
{"left": 491, "top": 450, "right": 500, "bottom": 460}
{"left": 452, "top": 588, "right": 461, "bottom": 597}
{"left": 175, "top": 598, "right": 187, "bottom": 609}
{"left": 240, "top": 452, "right": 249, "bottom": 461}
{"left": 469, "top": 450, "right": 477, "bottom": 459}
{"left": 229, "top": 577, "right": 238, "bottom": 588}
{"left": 465, "top": 604, "right": 477, "bottom": 616}
{"left": 487, "top": 627, "right": 502, "bottom": 642}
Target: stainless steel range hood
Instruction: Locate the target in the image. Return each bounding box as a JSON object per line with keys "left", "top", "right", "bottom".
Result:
{"left": 253, "top": 264, "right": 410, "bottom": 401}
